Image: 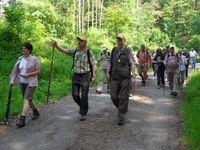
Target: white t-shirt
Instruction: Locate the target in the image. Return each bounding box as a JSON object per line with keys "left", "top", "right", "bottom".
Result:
{"left": 19, "top": 57, "right": 28, "bottom": 83}
{"left": 189, "top": 50, "right": 197, "bottom": 57}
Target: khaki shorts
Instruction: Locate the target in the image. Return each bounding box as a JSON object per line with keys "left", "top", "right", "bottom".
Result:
{"left": 20, "top": 83, "right": 36, "bottom": 100}
{"left": 137, "top": 65, "right": 148, "bottom": 74}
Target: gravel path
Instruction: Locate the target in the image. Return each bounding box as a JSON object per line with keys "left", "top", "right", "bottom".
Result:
{"left": 0, "top": 73, "right": 183, "bottom": 150}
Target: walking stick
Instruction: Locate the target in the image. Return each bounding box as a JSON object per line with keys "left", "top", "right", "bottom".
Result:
{"left": 5, "top": 84, "right": 13, "bottom": 122}
{"left": 46, "top": 46, "right": 55, "bottom": 102}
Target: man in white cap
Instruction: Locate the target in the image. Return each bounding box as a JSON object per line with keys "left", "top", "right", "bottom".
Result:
{"left": 51, "top": 36, "right": 96, "bottom": 121}
{"left": 108, "top": 34, "right": 135, "bottom": 125}
{"left": 96, "top": 45, "right": 110, "bottom": 94}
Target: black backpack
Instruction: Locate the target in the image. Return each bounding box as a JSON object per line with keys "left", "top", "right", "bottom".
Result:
{"left": 72, "top": 49, "right": 93, "bottom": 80}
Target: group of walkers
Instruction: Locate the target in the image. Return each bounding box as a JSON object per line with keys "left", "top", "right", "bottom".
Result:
{"left": 9, "top": 34, "right": 198, "bottom": 128}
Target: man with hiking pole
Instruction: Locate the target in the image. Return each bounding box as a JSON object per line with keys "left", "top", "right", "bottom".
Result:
{"left": 108, "top": 34, "right": 135, "bottom": 125}
{"left": 51, "top": 36, "right": 96, "bottom": 121}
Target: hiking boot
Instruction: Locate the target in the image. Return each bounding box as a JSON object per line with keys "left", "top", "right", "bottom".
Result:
{"left": 142, "top": 80, "right": 146, "bottom": 86}
{"left": 171, "top": 91, "right": 178, "bottom": 96}
{"left": 32, "top": 109, "right": 40, "bottom": 120}
{"left": 16, "top": 115, "right": 26, "bottom": 128}
{"left": 117, "top": 118, "right": 124, "bottom": 126}
{"left": 117, "top": 113, "right": 125, "bottom": 125}
{"left": 80, "top": 115, "right": 86, "bottom": 121}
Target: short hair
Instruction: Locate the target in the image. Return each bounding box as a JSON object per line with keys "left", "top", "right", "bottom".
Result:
{"left": 22, "top": 42, "right": 33, "bottom": 54}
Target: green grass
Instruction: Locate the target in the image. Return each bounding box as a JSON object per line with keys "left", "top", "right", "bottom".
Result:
{"left": 181, "top": 70, "right": 200, "bottom": 150}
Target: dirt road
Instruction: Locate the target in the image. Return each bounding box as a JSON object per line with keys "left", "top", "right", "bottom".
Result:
{"left": 0, "top": 73, "right": 182, "bottom": 150}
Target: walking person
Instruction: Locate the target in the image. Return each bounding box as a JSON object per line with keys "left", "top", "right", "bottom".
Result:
{"left": 10, "top": 42, "right": 40, "bottom": 128}
{"left": 178, "top": 51, "right": 187, "bottom": 90}
{"left": 108, "top": 34, "right": 135, "bottom": 125}
{"left": 136, "top": 45, "right": 151, "bottom": 86}
{"left": 153, "top": 48, "right": 165, "bottom": 89}
{"left": 183, "top": 49, "right": 190, "bottom": 78}
{"left": 164, "top": 46, "right": 181, "bottom": 96}
{"left": 96, "top": 45, "right": 110, "bottom": 94}
{"left": 51, "top": 36, "right": 96, "bottom": 121}
{"left": 189, "top": 48, "right": 197, "bottom": 69}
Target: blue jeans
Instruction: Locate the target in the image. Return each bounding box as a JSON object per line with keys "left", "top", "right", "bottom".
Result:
{"left": 190, "top": 57, "right": 196, "bottom": 69}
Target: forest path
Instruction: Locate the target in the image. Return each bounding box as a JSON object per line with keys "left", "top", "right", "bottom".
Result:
{"left": 0, "top": 70, "right": 189, "bottom": 150}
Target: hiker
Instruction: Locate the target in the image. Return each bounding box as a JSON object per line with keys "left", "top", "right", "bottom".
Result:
{"left": 189, "top": 48, "right": 197, "bottom": 69}
{"left": 151, "top": 51, "right": 157, "bottom": 76}
{"left": 164, "top": 46, "right": 181, "bottom": 96}
{"left": 51, "top": 36, "right": 96, "bottom": 121}
{"left": 108, "top": 34, "right": 135, "bottom": 125}
{"left": 183, "top": 49, "right": 190, "bottom": 78}
{"left": 178, "top": 51, "right": 187, "bottom": 90}
{"left": 136, "top": 45, "right": 151, "bottom": 86}
{"left": 153, "top": 48, "right": 165, "bottom": 89}
{"left": 10, "top": 42, "right": 40, "bottom": 128}
{"left": 96, "top": 45, "right": 110, "bottom": 94}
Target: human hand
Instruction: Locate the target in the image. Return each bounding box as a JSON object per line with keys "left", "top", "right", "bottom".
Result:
{"left": 91, "top": 76, "right": 96, "bottom": 83}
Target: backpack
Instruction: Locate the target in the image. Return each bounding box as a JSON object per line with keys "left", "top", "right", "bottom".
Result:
{"left": 110, "top": 46, "right": 131, "bottom": 80}
{"left": 72, "top": 49, "right": 93, "bottom": 80}
{"left": 165, "top": 54, "right": 179, "bottom": 70}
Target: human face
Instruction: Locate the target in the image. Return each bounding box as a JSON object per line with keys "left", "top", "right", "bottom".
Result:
{"left": 117, "top": 38, "right": 125, "bottom": 47}
{"left": 22, "top": 46, "right": 30, "bottom": 56}
{"left": 77, "top": 39, "right": 86, "bottom": 50}
{"left": 141, "top": 45, "right": 145, "bottom": 51}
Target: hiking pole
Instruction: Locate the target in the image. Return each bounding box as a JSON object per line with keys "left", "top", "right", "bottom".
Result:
{"left": 5, "top": 84, "right": 13, "bottom": 122}
{"left": 46, "top": 46, "right": 55, "bottom": 103}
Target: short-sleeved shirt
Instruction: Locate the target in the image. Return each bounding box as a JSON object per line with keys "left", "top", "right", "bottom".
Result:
{"left": 67, "top": 48, "right": 96, "bottom": 74}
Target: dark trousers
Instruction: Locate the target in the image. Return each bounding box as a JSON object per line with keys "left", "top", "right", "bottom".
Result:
{"left": 185, "top": 64, "right": 189, "bottom": 77}
{"left": 72, "top": 73, "right": 90, "bottom": 115}
{"left": 110, "top": 79, "right": 130, "bottom": 115}
{"left": 157, "top": 68, "right": 165, "bottom": 85}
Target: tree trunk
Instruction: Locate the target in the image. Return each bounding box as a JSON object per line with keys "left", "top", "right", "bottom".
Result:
{"left": 95, "top": 0, "right": 98, "bottom": 28}
{"left": 82, "top": 0, "right": 85, "bottom": 33}
{"left": 99, "top": 0, "right": 103, "bottom": 29}
{"left": 87, "top": 0, "right": 90, "bottom": 30}
{"left": 92, "top": 0, "right": 94, "bottom": 27}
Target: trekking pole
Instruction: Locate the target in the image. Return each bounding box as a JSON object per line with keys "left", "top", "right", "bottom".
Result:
{"left": 46, "top": 46, "right": 55, "bottom": 103}
{"left": 5, "top": 84, "right": 13, "bottom": 122}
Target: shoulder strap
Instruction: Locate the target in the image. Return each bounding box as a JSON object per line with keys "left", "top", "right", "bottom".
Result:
{"left": 87, "top": 49, "right": 93, "bottom": 77}
{"left": 72, "top": 49, "right": 77, "bottom": 69}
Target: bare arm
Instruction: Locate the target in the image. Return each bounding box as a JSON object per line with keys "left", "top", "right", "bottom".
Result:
{"left": 51, "top": 41, "right": 72, "bottom": 55}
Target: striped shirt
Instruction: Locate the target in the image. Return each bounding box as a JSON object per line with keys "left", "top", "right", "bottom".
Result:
{"left": 98, "top": 52, "right": 110, "bottom": 70}
{"left": 67, "top": 49, "right": 96, "bottom": 74}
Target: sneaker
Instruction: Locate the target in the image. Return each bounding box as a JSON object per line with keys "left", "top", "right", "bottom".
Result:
{"left": 32, "top": 109, "right": 40, "bottom": 120}
{"left": 80, "top": 115, "right": 86, "bottom": 121}
{"left": 157, "top": 85, "right": 160, "bottom": 89}
{"left": 96, "top": 90, "right": 102, "bottom": 94}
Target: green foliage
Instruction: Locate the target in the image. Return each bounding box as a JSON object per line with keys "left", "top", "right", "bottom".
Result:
{"left": 181, "top": 70, "right": 200, "bottom": 150}
{"left": 187, "top": 35, "right": 200, "bottom": 50}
